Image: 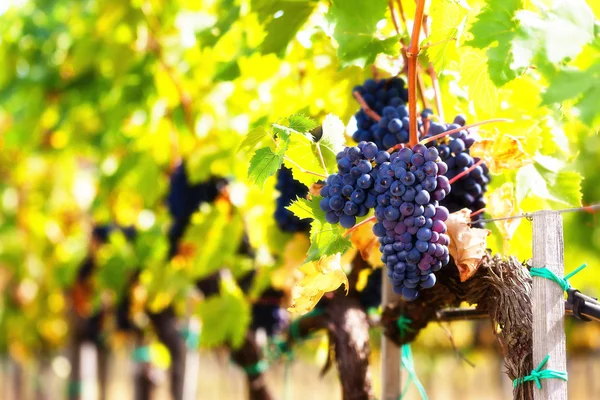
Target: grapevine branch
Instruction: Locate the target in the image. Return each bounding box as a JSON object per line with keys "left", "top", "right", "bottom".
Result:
{"left": 407, "top": 0, "right": 426, "bottom": 147}
{"left": 419, "top": 118, "right": 513, "bottom": 145}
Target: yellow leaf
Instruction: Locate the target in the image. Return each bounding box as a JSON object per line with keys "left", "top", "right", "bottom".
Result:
{"left": 470, "top": 132, "right": 533, "bottom": 174}
{"left": 446, "top": 209, "right": 490, "bottom": 282}
{"left": 288, "top": 254, "right": 348, "bottom": 314}
{"left": 488, "top": 182, "right": 522, "bottom": 241}
{"left": 349, "top": 219, "right": 382, "bottom": 267}
{"left": 271, "top": 233, "right": 310, "bottom": 291}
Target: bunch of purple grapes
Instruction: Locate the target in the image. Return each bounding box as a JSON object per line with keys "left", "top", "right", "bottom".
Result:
{"left": 319, "top": 141, "right": 391, "bottom": 228}
{"left": 371, "top": 144, "right": 451, "bottom": 300}
{"left": 427, "top": 116, "right": 490, "bottom": 228}
{"left": 353, "top": 78, "right": 410, "bottom": 149}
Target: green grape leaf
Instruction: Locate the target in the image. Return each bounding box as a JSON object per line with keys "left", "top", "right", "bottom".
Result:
{"left": 288, "top": 113, "right": 318, "bottom": 133}
{"left": 287, "top": 197, "right": 319, "bottom": 221}
{"left": 239, "top": 126, "right": 269, "bottom": 154}
{"left": 426, "top": 0, "right": 468, "bottom": 72}
{"left": 516, "top": 160, "right": 582, "bottom": 206}
{"left": 306, "top": 217, "right": 352, "bottom": 263}
{"left": 540, "top": 69, "right": 594, "bottom": 104}
{"left": 327, "top": 0, "right": 399, "bottom": 68}
{"left": 293, "top": 196, "right": 351, "bottom": 262}
{"left": 541, "top": 65, "right": 600, "bottom": 126}
{"left": 195, "top": 276, "right": 251, "bottom": 349}
{"left": 248, "top": 146, "right": 285, "bottom": 188}
{"left": 283, "top": 132, "right": 327, "bottom": 187}
{"left": 252, "top": 0, "right": 317, "bottom": 55}
{"left": 467, "top": 0, "right": 523, "bottom": 86}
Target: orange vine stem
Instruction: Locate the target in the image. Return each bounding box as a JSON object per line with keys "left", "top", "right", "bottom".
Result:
{"left": 449, "top": 159, "right": 484, "bottom": 185}
{"left": 470, "top": 208, "right": 486, "bottom": 218}
{"left": 345, "top": 216, "right": 376, "bottom": 236}
{"left": 419, "top": 118, "right": 513, "bottom": 145}
{"left": 407, "top": 0, "right": 426, "bottom": 147}
{"left": 387, "top": 142, "right": 407, "bottom": 154}
{"left": 353, "top": 91, "right": 382, "bottom": 122}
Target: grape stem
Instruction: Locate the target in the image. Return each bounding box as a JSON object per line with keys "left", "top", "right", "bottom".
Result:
{"left": 283, "top": 156, "right": 328, "bottom": 179}
{"left": 470, "top": 208, "right": 486, "bottom": 218}
{"left": 353, "top": 91, "right": 382, "bottom": 122}
{"left": 420, "top": 37, "right": 457, "bottom": 51}
{"left": 344, "top": 216, "right": 376, "bottom": 236}
{"left": 419, "top": 118, "right": 514, "bottom": 145}
{"left": 388, "top": 0, "right": 402, "bottom": 35}
{"left": 386, "top": 142, "right": 407, "bottom": 154}
{"left": 448, "top": 159, "right": 484, "bottom": 185}
{"left": 315, "top": 143, "right": 329, "bottom": 176}
{"left": 407, "top": 0, "right": 426, "bottom": 147}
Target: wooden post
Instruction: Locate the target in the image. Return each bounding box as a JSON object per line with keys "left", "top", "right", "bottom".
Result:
{"left": 532, "top": 211, "right": 567, "bottom": 400}
{"left": 381, "top": 276, "right": 401, "bottom": 400}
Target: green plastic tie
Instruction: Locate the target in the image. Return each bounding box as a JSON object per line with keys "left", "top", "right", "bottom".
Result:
{"left": 179, "top": 327, "right": 201, "bottom": 349}
{"left": 243, "top": 359, "right": 269, "bottom": 376}
{"left": 513, "top": 354, "right": 568, "bottom": 389}
{"left": 530, "top": 263, "right": 587, "bottom": 292}
{"left": 133, "top": 346, "right": 152, "bottom": 363}
{"left": 396, "top": 315, "right": 413, "bottom": 338}
{"left": 289, "top": 308, "right": 325, "bottom": 342}
{"left": 399, "top": 344, "right": 429, "bottom": 400}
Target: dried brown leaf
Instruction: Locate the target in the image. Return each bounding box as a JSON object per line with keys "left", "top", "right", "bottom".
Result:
{"left": 446, "top": 209, "right": 490, "bottom": 282}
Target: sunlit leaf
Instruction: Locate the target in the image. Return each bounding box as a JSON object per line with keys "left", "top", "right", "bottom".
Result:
{"left": 470, "top": 133, "right": 532, "bottom": 174}
{"left": 426, "top": 0, "right": 468, "bottom": 72}
{"left": 488, "top": 183, "right": 522, "bottom": 241}
{"left": 288, "top": 254, "right": 348, "bottom": 314}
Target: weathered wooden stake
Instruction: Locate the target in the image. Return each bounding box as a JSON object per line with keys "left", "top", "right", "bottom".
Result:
{"left": 532, "top": 211, "right": 568, "bottom": 400}
{"left": 382, "top": 276, "right": 401, "bottom": 400}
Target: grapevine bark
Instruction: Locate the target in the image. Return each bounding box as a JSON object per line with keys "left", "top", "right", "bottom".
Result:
{"left": 381, "top": 254, "right": 535, "bottom": 400}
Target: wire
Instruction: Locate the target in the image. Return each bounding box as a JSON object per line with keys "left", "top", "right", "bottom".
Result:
{"left": 473, "top": 203, "right": 600, "bottom": 225}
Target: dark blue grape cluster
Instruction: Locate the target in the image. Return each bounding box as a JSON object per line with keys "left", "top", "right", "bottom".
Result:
{"left": 274, "top": 167, "right": 311, "bottom": 233}
{"left": 427, "top": 115, "right": 490, "bottom": 228}
{"left": 371, "top": 144, "right": 451, "bottom": 300}
{"left": 353, "top": 78, "right": 410, "bottom": 149}
{"left": 319, "top": 142, "right": 391, "bottom": 228}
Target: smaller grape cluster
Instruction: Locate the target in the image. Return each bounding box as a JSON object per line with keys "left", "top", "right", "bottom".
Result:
{"left": 353, "top": 78, "right": 410, "bottom": 149}
{"left": 371, "top": 144, "right": 451, "bottom": 300}
{"left": 250, "top": 288, "right": 288, "bottom": 337}
{"left": 427, "top": 116, "right": 490, "bottom": 228}
{"left": 274, "top": 167, "right": 311, "bottom": 233}
{"left": 319, "top": 142, "right": 391, "bottom": 228}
